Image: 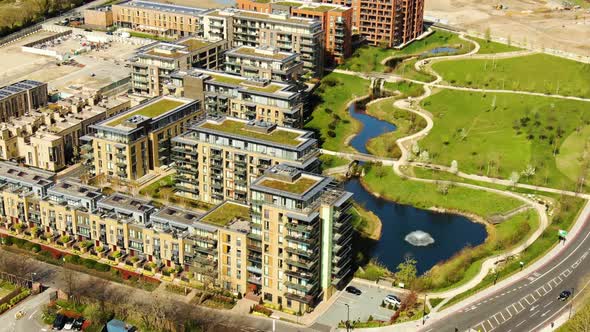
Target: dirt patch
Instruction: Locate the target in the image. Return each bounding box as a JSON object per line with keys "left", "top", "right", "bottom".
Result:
{"left": 425, "top": 0, "right": 590, "bottom": 57}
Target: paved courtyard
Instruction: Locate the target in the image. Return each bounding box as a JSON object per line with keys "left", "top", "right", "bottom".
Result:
{"left": 314, "top": 280, "right": 405, "bottom": 328}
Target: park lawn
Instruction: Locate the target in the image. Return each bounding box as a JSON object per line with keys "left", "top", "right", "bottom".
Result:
{"left": 383, "top": 80, "right": 425, "bottom": 98}
{"left": 470, "top": 36, "right": 521, "bottom": 54}
{"left": 339, "top": 29, "right": 474, "bottom": 73}
{"left": 319, "top": 154, "right": 350, "bottom": 169}
{"left": 444, "top": 195, "right": 585, "bottom": 307}
{"left": 362, "top": 165, "right": 523, "bottom": 218}
{"left": 365, "top": 97, "right": 427, "bottom": 159}
{"left": 139, "top": 174, "right": 175, "bottom": 198}
{"left": 0, "top": 280, "right": 16, "bottom": 298}
{"left": 432, "top": 53, "right": 590, "bottom": 98}
{"left": 306, "top": 73, "right": 370, "bottom": 151}
{"left": 391, "top": 58, "right": 437, "bottom": 82}
{"left": 556, "top": 125, "right": 590, "bottom": 183}
{"left": 419, "top": 89, "right": 590, "bottom": 191}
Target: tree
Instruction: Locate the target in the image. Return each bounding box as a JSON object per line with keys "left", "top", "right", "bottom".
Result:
{"left": 509, "top": 171, "right": 520, "bottom": 185}
{"left": 484, "top": 27, "right": 492, "bottom": 42}
{"left": 395, "top": 257, "right": 418, "bottom": 288}
{"left": 412, "top": 143, "right": 421, "bottom": 156}
{"left": 450, "top": 160, "right": 459, "bottom": 173}
{"left": 521, "top": 165, "right": 536, "bottom": 178}
{"left": 564, "top": 303, "right": 590, "bottom": 332}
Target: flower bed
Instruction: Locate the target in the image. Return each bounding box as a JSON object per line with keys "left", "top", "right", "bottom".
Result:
{"left": 250, "top": 304, "right": 272, "bottom": 317}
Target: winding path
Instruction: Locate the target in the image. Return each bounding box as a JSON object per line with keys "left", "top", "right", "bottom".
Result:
{"left": 324, "top": 34, "right": 590, "bottom": 312}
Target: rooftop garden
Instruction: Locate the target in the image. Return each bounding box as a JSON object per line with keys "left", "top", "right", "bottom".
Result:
{"left": 201, "top": 119, "right": 302, "bottom": 146}
{"left": 208, "top": 74, "right": 283, "bottom": 93}
{"left": 180, "top": 38, "right": 211, "bottom": 51}
{"left": 201, "top": 202, "right": 251, "bottom": 226}
{"left": 233, "top": 46, "right": 290, "bottom": 60}
{"left": 258, "top": 176, "right": 319, "bottom": 194}
{"left": 106, "top": 99, "right": 185, "bottom": 127}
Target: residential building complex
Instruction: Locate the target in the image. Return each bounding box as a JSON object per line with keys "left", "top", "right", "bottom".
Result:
{"left": 0, "top": 80, "right": 48, "bottom": 123}
{"left": 131, "top": 37, "right": 228, "bottom": 97}
{"left": 169, "top": 69, "right": 304, "bottom": 128}
{"left": 327, "top": 0, "right": 424, "bottom": 47}
{"left": 236, "top": 0, "right": 353, "bottom": 64}
{"left": 224, "top": 46, "right": 304, "bottom": 83}
{"left": 0, "top": 97, "right": 130, "bottom": 172}
{"left": 171, "top": 116, "right": 320, "bottom": 204}
{"left": 84, "top": 96, "right": 201, "bottom": 181}
{"left": 112, "top": 0, "right": 211, "bottom": 37}
{"left": 83, "top": 6, "right": 114, "bottom": 29}
{"left": 0, "top": 162, "right": 354, "bottom": 313}
{"left": 202, "top": 9, "right": 325, "bottom": 76}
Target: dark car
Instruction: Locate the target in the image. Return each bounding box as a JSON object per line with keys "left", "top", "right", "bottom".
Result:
{"left": 345, "top": 286, "right": 362, "bottom": 295}
{"left": 52, "top": 314, "right": 66, "bottom": 330}
{"left": 558, "top": 290, "right": 572, "bottom": 301}
{"left": 72, "top": 318, "right": 85, "bottom": 331}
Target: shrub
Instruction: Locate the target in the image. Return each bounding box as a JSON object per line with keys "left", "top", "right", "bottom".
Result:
{"left": 259, "top": 298, "right": 263, "bottom": 305}
{"left": 237, "top": 292, "right": 242, "bottom": 299}
{"left": 327, "top": 130, "right": 336, "bottom": 138}
{"left": 252, "top": 304, "right": 272, "bottom": 317}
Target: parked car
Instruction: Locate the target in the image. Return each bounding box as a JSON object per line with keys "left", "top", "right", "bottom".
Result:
{"left": 52, "top": 314, "right": 66, "bottom": 330}
{"left": 558, "top": 290, "right": 572, "bottom": 301}
{"left": 384, "top": 294, "right": 401, "bottom": 306}
{"left": 345, "top": 286, "right": 362, "bottom": 295}
{"left": 64, "top": 318, "right": 74, "bottom": 330}
{"left": 72, "top": 318, "right": 85, "bottom": 331}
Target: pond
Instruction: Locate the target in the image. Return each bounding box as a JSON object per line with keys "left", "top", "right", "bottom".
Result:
{"left": 345, "top": 99, "right": 487, "bottom": 274}
{"left": 422, "top": 47, "right": 458, "bottom": 57}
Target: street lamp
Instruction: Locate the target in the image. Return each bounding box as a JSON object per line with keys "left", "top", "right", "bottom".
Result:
{"left": 520, "top": 261, "right": 525, "bottom": 271}
{"left": 494, "top": 268, "right": 500, "bottom": 285}
{"left": 345, "top": 303, "right": 351, "bottom": 332}
{"left": 422, "top": 294, "right": 427, "bottom": 325}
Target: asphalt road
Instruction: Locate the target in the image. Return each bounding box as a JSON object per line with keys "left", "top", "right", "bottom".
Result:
{"left": 0, "top": 289, "right": 51, "bottom": 332}
{"left": 423, "top": 212, "right": 590, "bottom": 332}
{"left": 0, "top": 249, "right": 312, "bottom": 332}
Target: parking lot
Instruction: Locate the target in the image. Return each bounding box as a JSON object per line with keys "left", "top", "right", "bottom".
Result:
{"left": 315, "top": 280, "right": 406, "bottom": 327}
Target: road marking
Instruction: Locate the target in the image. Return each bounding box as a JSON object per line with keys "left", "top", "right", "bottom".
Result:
{"left": 28, "top": 309, "right": 38, "bottom": 320}
{"left": 516, "top": 320, "right": 526, "bottom": 328}
{"left": 544, "top": 301, "right": 554, "bottom": 308}
{"left": 529, "top": 305, "right": 538, "bottom": 311}
{"left": 541, "top": 310, "right": 552, "bottom": 317}
{"left": 493, "top": 314, "right": 501, "bottom": 324}
{"left": 524, "top": 294, "right": 536, "bottom": 305}
{"left": 562, "top": 269, "right": 572, "bottom": 277}
{"left": 530, "top": 310, "right": 540, "bottom": 317}
{"left": 515, "top": 302, "right": 525, "bottom": 311}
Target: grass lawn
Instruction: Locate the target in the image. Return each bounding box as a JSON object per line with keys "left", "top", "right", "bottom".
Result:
{"left": 0, "top": 281, "right": 16, "bottom": 298}
{"left": 432, "top": 53, "right": 590, "bottom": 98}
{"left": 259, "top": 177, "right": 318, "bottom": 194}
{"left": 340, "top": 29, "right": 474, "bottom": 73}
{"left": 362, "top": 165, "right": 523, "bottom": 218}
{"left": 306, "top": 73, "right": 370, "bottom": 151}
{"left": 365, "top": 96, "right": 427, "bottom": 159}
{"left": 444, "top": 195, "right": 585, "bottom": 307}
{"left": 319, "top": 154, "right": 350, "bottom": 170}
{"left": 202, "top": 202, "right": 251, "bottom": 226}
{"left": 354, "top": 260, "right": 392, "bottom": 281}
{"left": 556, "top": 125, "right": 590, "bottom": 183}
{"left": 390, "top": 58, "right": 438, "bottom": 82}
{"left": 419, "top": 89, "right": 590, "bottom": 191}
{"left": 470, "top": 36, "right": 521, "bottom": 54}
{"left": 350, "top": 203, "right": 381, "bottom": 240}
{"left": 139, "top": 174, "right": 175, "bottom": 198}
{"left": 383, "top": 81, "right": 425, "bottom": 98}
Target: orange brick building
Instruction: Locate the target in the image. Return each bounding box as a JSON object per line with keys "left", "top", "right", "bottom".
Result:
{"left": 326, "top": 0, "right": 424, "bottom": 48}
{"left": 236, "top": 0, "right": 353, "bottom": 65}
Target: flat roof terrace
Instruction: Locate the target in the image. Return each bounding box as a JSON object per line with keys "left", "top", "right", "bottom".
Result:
{"left": 104, "top": 97, "right": 188, "bottom": 128}
{"left": 116, "top": 0, "right": 209, "bottom": 16}
{"left": 228, "top": 46, "right": 295, "bottom": 61}
{"left": 200, "top": 201, "right": 251, "bottom": 227}
{"left": 258, "top": 176, "right": 319, "bottom": 195}
{"left": 206, "top": 72, "right": 285, "bottom": 94}
{"left": 198, "top": 118, "right": 306, "bottom": 147}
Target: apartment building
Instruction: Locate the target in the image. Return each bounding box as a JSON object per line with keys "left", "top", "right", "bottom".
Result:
{"left": 0, "top": 80, "right": 48, "bottom": 123}
{"left": 83, "top": 6, "right": 114, "bottom": 29}
{"left": 169, "top": 69, "right": 304, "bottom": 128}
{"left": 112, "top": 0, "right": 211, "bottom": 37}
{"left": 132, "top": 37, "right": 228, "bottom": 97}
{"left": 330, "top": 0, "right": 424, "bottom": 47}
{"left": 224, "top": 46, "right": 303, "bottom": 83}
{"left": 0, "top": 161, "right": 354, "bottom": 312}
{"left": 236, "top": 0, "right": 352, "bottom": 64}
{"left": 87, "top": 96, "right": 201, "bottom": 182}
{"left": 202, "top": 9, "right": 324, "bottom": 76}
{"left": 0, "top": 98, "right": 130, "bottom": 172}
{"left": 171, "top": 116, "right": 319, "bottom": 204}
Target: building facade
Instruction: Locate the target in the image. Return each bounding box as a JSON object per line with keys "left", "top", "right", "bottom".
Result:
{"left": 0, "top": 80, "right": 48, "bottom": 123}
{"left": 132, "top": 37, "right": 228, "bottom": 97}
{"left": 201, "top": 9, "right": 325, "bottom": 77}
{"left": 171, "top": 116, "right": 319, "bottom": 204}
{"left": 170, "top": 69, "right": 304, "bottom": 128}
{"left": 83, "top": 6, "right": 114, "bottom": 29}
{"left": 87, "top": 96, "right": 201, "bottom": 182}
{"left": 224, "top": 46, "right": 303, "bottom": 83}
{"left": 235, "top": 0, "right": 353, "bottom": 64}
{"left": 0, "top": 162, "right": 354, "bottom": 313}
{"left": 112, "top": 0, "right": 211, "bottom": 37}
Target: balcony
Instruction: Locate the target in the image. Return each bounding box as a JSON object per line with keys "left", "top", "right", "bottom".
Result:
{"left": 285, "top": 258, "right": 316, "bottom": 270}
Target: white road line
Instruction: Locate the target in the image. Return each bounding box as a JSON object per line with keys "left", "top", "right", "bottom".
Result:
{"left": 504, "top": 309, "right": 512, "bottom": 319}
{"left": 529, "top": 305, "right": 539, "bottom": 312}
{"left": 516, "top": 302, "right": 525, "bottom": 311}
{"left": 541, "top": 310, "right": 552, "bottom": 317}
{"left": 493, "top": 314, "right": 501, "bottom": 324}
{"left": 516, "top": 320, "right": 526, "bottom": 328}
{"left": 562, "top": 269, "right": 572, "bottom": 277}
{"left": 500, "top": 311, "right": 507, "bottom": 320}
{"left": 543, "top": 301, "right": 554, "bottom": 308}
{"left": 530, "top": 310, "right": 540, "bottom": 317}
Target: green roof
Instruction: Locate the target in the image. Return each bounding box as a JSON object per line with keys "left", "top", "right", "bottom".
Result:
{"left": 207, "top": 74, "right": 283, "bottom": 93}
{"left": 201, "top": 202, "right": 251, "bottom": 226}
{"left": 106, "top": 99, "right": 185, "bottom": 127}
{"left": 259, "top": 177, "right": 319, "bottom": 194}
{"left": 233, "top": 46, "right": 291, "bottom": 60}
{"left": 200, "top": 119, "right": 302, "bottom": 146}
{"left": 179, "top": 38, "right": 211, "bottom": 51}
{"left": 297, "top": 5, "right": 335, "bottom": 12}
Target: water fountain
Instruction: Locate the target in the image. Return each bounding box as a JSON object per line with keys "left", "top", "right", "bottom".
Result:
{"left": 404, "top": 230, "right": 435, "bottom": 247}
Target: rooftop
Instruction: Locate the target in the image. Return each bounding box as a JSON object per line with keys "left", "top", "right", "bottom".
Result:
{"left": 229, "top": 46, "right": 295, "bottom": 61}
{"left": 209, "top": 8, "right": 320, "bottom": 26}
{"left": 179, "top": 38, "right": 212, "bottom": 51}
{"left": 116, "top": 0, "right": 209, "bottom": 17}
{"left": 206, "top": 73, "right": 283, "bottom": 93}
{"left": 0, "top": 161, "right": 54, "bottom": 189}
{"left": 200, "top": 201, "right": 251, "bottom": 227}
{"left": 98, "top": 193, "right": 155, "bottom": 215}
{"left": 0, "top": 80, "right": 45, "bottom": 99}
{"left": 104, "top": 97, "right": 187, "bottom": 128}
{"left": 258, "top": 176, "right": 319, "bottom": 195}
{"left": 199, "top": 118, "right": 304, "bottom": 146}
{"left": 151, "top": 205, "right": 203, "bottom": 229}
{"left": 48, "top": 180, "right": 102, "bottom": 201}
